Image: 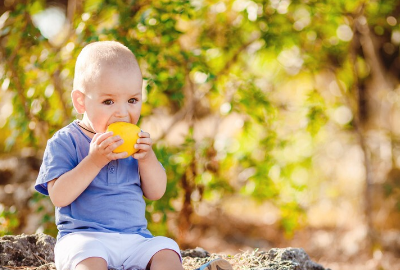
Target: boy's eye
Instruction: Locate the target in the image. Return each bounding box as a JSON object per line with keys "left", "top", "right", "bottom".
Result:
{"left": 128, "top": 98, "right": 137, "bottom": 104}
{"left": 103, "top": 100, "right": 114, "bottom": 105}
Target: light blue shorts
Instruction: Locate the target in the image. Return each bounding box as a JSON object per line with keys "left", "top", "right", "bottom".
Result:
{"left": 54, "top": 232, "right": 181, "bottom": 270}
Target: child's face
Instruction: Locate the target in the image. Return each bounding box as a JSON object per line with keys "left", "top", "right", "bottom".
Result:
{"left": 80, "top": 66, "right": 143, "bottom": 133}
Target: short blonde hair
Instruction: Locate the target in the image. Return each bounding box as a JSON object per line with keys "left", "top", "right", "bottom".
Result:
{"left": 73, "top": 41, "right": 141, "bottom": 91}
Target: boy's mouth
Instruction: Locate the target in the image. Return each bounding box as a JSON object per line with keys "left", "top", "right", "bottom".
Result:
{"left": 108, "top": 120, "right": 131, "bottom": 127}
{"left": 110, "top": 120, "right": 130, "bottom": 124}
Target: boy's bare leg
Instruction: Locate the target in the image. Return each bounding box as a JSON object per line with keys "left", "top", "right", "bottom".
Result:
{"left": 148, "top": 249, "right": 184, "bottom": 270}
{"left": 75, "top": 257, "right": 107, "bottom": 270}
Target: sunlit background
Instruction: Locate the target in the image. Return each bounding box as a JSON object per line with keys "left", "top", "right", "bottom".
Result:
{"left": 1, "top": 1, "right": 400, "bottom": 269}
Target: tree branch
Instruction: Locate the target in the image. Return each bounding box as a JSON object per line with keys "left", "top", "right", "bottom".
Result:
{"left": 155, "top": 34, "right": 261, "bottom": 141}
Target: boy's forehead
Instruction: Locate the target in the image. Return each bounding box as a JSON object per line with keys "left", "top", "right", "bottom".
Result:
{"left": 83, "top": 67, "right": 142, "bottom": 94}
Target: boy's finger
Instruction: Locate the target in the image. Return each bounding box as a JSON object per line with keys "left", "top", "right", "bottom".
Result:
{"left": 136, "top": 137, "right": 152, "bottom": 145}
{"left": 132, "top": 152, "right": 146, "bottom": 160}
{"left": 111, "top": 152, "right": 128, "bottom": 159}
{"left": 95, "top": 131, "right": 114, "bottom": 143}
{"left": 139, "top": 131, "right": 150, "bottom": 138}
{"left": 105, "top": 137, "right": 124, "bottom": 152}
{"left": 134, "top": 143, "right": 151, "bottom": 152}
{"left": 102, "top": 136, "right": 123, "bottom": 149}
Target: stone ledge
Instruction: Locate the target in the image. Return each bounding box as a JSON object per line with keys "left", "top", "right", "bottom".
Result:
{"left": 0, "top": 233, "right": 329, "bottom": 270}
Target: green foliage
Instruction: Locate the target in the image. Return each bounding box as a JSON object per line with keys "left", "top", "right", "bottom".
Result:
{"left": 30, "top": 192, "right": 57, "bottom": 237}
{"left": 0, "top": 206, "right": 19, "bottom": 235}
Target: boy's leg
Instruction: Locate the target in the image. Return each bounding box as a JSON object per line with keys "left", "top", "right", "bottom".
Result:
{"left": 122, "top": 235, "right": 182, "bottom": 269}
{"left": 55, "top": 232, "right": 111, "bottom": 270}
{"left": 75, "top": 257, "right": 107, "bottom": 270}
{"left": 147, "top": 249, "right": 184, "bottom": 270}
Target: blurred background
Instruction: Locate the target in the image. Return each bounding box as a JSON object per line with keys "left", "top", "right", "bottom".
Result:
{"left": 1, "top": 0, "right": 400, "bottom": 269}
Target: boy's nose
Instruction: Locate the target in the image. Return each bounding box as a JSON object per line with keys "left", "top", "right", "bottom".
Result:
{"left": 114, "top": 104, "right": 129, "bottom": 118}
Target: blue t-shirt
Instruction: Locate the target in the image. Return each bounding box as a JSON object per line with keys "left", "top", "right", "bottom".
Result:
{"left": 35, "top": 120, "right": 152, "bottom": 240}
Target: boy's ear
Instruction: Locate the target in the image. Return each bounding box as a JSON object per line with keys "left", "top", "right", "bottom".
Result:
{"left": 71, "top": 90, "right": 86, "bottom": 114}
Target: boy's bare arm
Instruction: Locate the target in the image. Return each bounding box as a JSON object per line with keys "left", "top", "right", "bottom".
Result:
{"left": 48, "top": 132, "right": 126, "bottom": 207}
{"left": 47, "top": 156, "right": 104, "bottom": 207}
{"left": 138, "top": 150, "right": 167, "bottom": 200}
{"left": 134, "top": 131, "right": 167, "bottom": 200}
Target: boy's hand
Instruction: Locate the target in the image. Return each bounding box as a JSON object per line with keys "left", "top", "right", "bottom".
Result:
{"left": 88, "top": 132, "right": 126, "bottom": 168}
{"left": 132, "top": 131, "right": 154, "bottom": 160}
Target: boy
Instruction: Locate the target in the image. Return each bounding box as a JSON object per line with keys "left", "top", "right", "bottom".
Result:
{"left": 35, "top": 41, "right": 233, "bottom": 270}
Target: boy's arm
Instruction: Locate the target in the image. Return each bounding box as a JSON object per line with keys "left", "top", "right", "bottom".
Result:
{"left": 134, "top": 131, "right": 167, "bottom": 200}
{"left": 138, "top": 150, "right": 167, "bottom": 200}
{"left": 48, "top": 132, "right": 126, "bottom": 207}
{"left": 48, "top": 156, "right": 103, "bottom": 207}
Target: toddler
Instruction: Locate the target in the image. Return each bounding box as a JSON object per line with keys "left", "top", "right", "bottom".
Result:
{"left": 35, "top": 41, "right": 233, "bottom": 270}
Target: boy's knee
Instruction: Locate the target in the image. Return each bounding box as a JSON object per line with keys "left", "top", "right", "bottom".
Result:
{"left": 154, "top": 248, "right": 181, "bottom": 259}
{"left": 75, "top": 257, "right": 107, "bottom": 270}
{"left": 147, "top": 249, "right": 182, "bottom": 270}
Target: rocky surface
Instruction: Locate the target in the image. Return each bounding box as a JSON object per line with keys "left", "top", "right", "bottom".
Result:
{"left": 180, "top": 247, "right": 210, "bottom": 258}
{"left": 0, "top": 233, "right": 55, "bottom": 269}
{"left": 263, "top": 248, "right": 328, "bottom": 270}
{"left": 0, "top": 233, "right": 329, "bottom": 270}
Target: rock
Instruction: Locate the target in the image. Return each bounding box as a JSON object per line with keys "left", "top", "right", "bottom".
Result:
{"left": 181, "top": 247, "right": 210, "bottom": 258}
{"left": 0, "top": 234, "right": 329, "bottom": 270}
{"left": 0, "top": 233, "right": 55, "bottom": 269}
{"left": 262, "top": 247, "right": 329, "bottom": 270}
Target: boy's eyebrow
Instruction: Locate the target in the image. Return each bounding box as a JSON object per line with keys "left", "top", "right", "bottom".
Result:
{"left": 99, "top": 93, "right": 115, "bottom": 97}
{"left": 98, "top": 92, "right": 142, "bottom": 97}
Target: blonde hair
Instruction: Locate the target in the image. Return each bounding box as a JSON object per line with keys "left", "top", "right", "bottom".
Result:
{"left": 73, "top": 41, "right": 141, "bottom": 91}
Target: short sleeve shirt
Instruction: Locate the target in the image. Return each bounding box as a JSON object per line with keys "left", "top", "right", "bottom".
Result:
{"left": 35, "top": 120, "right": 152, "bottom": 240}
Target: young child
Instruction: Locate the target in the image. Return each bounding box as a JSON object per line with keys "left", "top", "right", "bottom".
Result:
{"left": 35, "top": 41, "right": 233, "bottom": 270}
